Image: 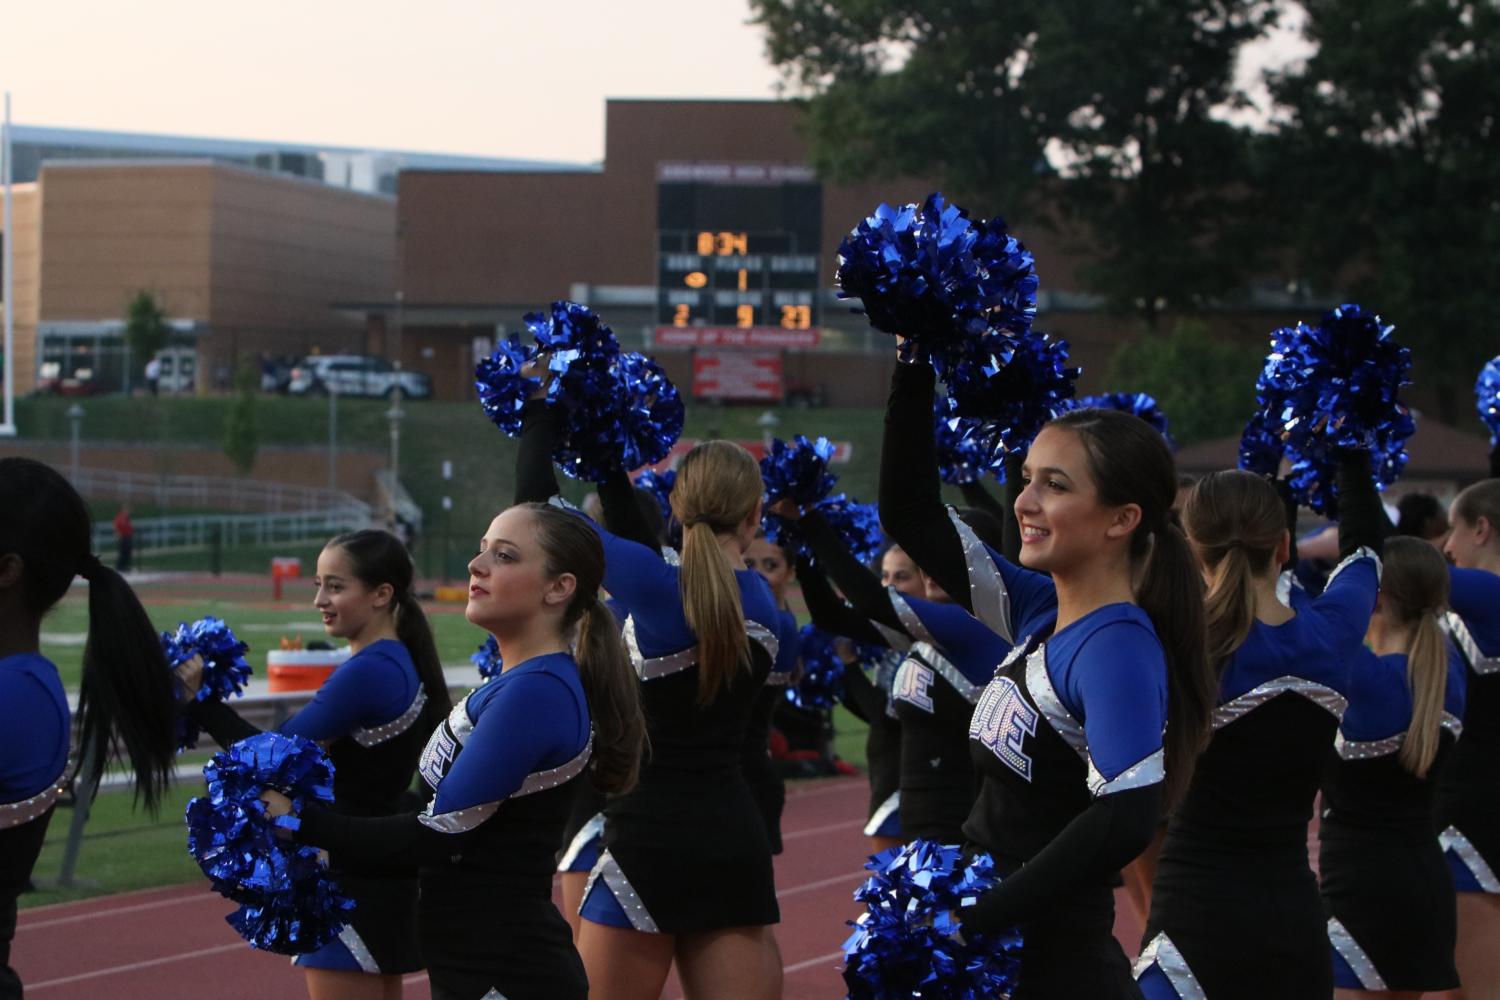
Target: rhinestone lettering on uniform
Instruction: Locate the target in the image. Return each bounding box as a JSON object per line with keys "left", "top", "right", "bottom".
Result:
{"left": 970, "top": 675, "right": 1038, "bottom": 781}
{"left": 891, "top": 658, "right": 935, "bottom": 713}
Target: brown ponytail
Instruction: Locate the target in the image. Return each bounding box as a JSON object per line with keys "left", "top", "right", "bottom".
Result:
{"left": 521, "top": 503, "right": 647, "bottom": 793}
{"left": 1049, "top": 409, "right": 1214, "bottom": 808}
{"left": 670, "top": 441, "right": 763, "bottom": 703}
{"left": 1379, "top": 536, "right": 1452, "bottom": 777}
{"left": 1182, "top": 471, "right": 1287, "bottom": 671}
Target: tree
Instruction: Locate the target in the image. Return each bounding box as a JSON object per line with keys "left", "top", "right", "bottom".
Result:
{"left": 751, "top": 0, "right": 1272, "bottom": 324}
{"left": 1104, "top": 319, "right": 1264, "bottom": 445}
{"left": 222, "top": 362, "right": 258, "bottom": 476}
{"left": 124, "top": 291, "right": 170, "bottom": 377}
{"left": 1262, "top": 0, "right": 1500, "bottom": 423}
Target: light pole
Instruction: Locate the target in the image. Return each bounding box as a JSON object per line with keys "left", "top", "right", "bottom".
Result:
{"left": 66, "top": 403, "right": 85, "bottom": 481}
{"left": 757, "top": 409, "right": 780, "bottom": 451}
{"left": 386, "top": 401, "right": 404, "bottom": 486}
{"left": 326, "top": 383, "right": 338, "bottom": 492}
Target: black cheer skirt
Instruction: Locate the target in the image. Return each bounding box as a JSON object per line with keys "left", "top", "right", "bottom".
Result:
{"left": 296, "top": 872, "right": 423, "bottom": 974}
{"left": 420, "top": 879, "right": 586, "bottom": 1000}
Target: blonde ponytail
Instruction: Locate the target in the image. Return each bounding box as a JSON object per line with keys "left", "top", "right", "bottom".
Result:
{"left": 1379, "top": 536, "right": 1453, "bottom": 778}
{"left": 1203, "top": 546, "right": 1259, "bottom": 669}
{"left": 575, "top": 599, "right": 646, "bottom": 793}
{"left": 1183, "top": 471, "right": 1286, "bottom": 672}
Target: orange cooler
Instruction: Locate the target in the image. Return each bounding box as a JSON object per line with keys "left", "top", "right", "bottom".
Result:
{"left": 267, "top": 648, "right": 351, "bottom": 692}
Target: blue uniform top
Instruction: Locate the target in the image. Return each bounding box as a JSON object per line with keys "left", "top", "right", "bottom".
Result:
{"left": 889, "top": 590, "right": 1016, "bottom": 690}
{"left": 0, "top": 653, "right": 70, "bottom": 802}
{"left": 772, "top": 608, "right": 799, "bottom": 679}
{"left": 1340, "top": 647, "right": 1467, "bottom": 748}
{"left": 421, "top": 652, "right": 590, "bottom": 826}
{"left": 280, "top": 638, "right": 422, "bottom": 742}
{"left": 1447, "top": 566, "right": 1500, "bottom": 660}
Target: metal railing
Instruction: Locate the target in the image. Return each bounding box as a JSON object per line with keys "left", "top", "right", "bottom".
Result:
{"left": 71, "top": 466, "right": 367, "bottom": 514}
{"left": 91, "top": 506, "right": 372, "bottom": 554}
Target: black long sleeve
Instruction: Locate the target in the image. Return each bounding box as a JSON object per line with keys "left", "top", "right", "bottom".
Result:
{"left": 296, "top": 802, "right": 479, "bottom": 868}
{"left": 1274, "top": 477, "right": 1300, "bottom": 571}
{"left": 800, "top": 512, "right": 906, "bottom": 636}
{"left": 514, "top": 399, "right": 562, "bottom": 505}
{"left": 961, "top": 784, "right": 1161, "bottom": 935}
{"left": 795, "top": 558, "right": 890, "bottom": 648}
{"left": 879, "top": 362, "right": 976, "bottom": 615}
{"left": 839, "top": 661, "right": 886, "bottom": 725}
{"left": 597, "top": 469, "right": 660, "bottom": 550}
{"left": 1001, "top": 453, "right": 1024, "bottom": 565}
{"left": 184, "top": 696, "right": 260, "bottom": 748}
{"left": 1335, "top": 450, "right": 1387, "bottom": 559}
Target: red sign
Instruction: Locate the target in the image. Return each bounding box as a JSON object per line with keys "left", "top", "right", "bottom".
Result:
{"left": 655, "top": 326, "right": 821, "bottom": 349}
{"left": 693, "top": 351, "right": 784, "bottom": 402}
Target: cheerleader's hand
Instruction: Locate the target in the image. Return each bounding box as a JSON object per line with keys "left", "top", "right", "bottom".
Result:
{"left": 522, "top": 351, "right": 555, "bottom": 401}
{"left": 173, "top": 655, "right": 205, "bottom": 706}
{"left": 259, "top": 789, "right": 297, "bottom": 840}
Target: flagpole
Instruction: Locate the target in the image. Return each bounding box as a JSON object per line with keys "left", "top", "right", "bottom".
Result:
{"left": 1, "top": 90, "right": 16, "bottom": 437}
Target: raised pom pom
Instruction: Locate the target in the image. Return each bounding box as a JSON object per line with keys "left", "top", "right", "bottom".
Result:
{"left": 761, "top": 435, "right": 838, "bottom": 509}
{"left": 526, "top": 300, "right": 621, "bottom": 372}
{"left": 185, "top": 733, "right": 352, "bottom": 953}
{"left": 836, "top": 195, "right": 1038, "bottom": 358}
{"left": 842, "top": 840, "right": 1022, "bottom": 999}
{"left": 935, "top": 396, "right": 1006, "bottom": 485}
{"left": 1249, "top": 304, "right": 1415, "bottom": 513}
{"left": 816, "top": 495, "right": 885, "bottom": 567}
{"left": 946, "top": 328, "right": 1080, "bottom": 455}
{"left": 1073, "top": 392, "right": 1174, "bottom": 448}
{"left": 787, "top": 624, "right": 848, "bottom": 710}
{"left": 162, "top": 616, "right": 252, "bottom": 751}
{"left": 474, "top": 333, "right": 539, "bottom": 437}
{"left": 1237, "top": 410, "right": 1284, "bottom": 477}
{"left": 633, "top": 469, "right": 676, "bottom": 525}
{"left": 616, "top": 353, "right": 686, "bottom": 472}
{"left": 1476, "top": 356, "right": 1500, "bottom": 446}
{"left": 471, "top": 635, "right": 502, "bottom": 680}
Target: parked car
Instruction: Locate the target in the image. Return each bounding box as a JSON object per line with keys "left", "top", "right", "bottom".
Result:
{"left": 35, "top": 361, "right": 107, "bottom": 397}
{"left": 286, "top": 355, "right": 433, "bottom": 400}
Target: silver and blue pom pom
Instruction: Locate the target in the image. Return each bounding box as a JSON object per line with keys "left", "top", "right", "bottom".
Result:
{"left": 945, "top": 328, "right": 1080, "bottom": 455}
{"left": 842, "top": 840, "right": 1022, "bottom": 999}
{"left": 1475, "top": 356, "right": 1500, "bottom": 446}
{"left": 935, "top": 396, "right": 1007, "bottom": 485}
{"left": 184, "top": 733, "right": 353, "bottom": 954}
{"left": 787, "top": 624, "right": 852, "bottom": 711}
{"left": 474, "top": 333, "right": 539, "bottom": 436}
{"left": 162, "top": 616, "right": 252, "bottom": 751}
{"left": 471, "top": 635, "right": 502, "bottom": 680}
{"left": 1072, "top": 392, "right": 1174, "bottom": 449}
{"left": 761, "top": 435, "right": 838, "bottom": 509}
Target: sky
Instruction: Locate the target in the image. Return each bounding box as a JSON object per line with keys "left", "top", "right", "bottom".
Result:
{"left": 0, "top": 0, "right": 787, "bottom": 165}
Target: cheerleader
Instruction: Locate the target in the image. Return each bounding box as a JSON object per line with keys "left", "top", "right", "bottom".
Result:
{"left": 779, "top": 504, "right": 1028, "bottom": 843}
{"left": 513, "top": 398, "right": 783, "bottom": 1000}
{"left": 0, "top": 458, "right": 176, "bottom": 999}
{"left": 1438, "top": 479, "right": 1500, "bottom": 998}
{"left": 740, "top": 533, "right": 802, "bottom": 854}
{"left": 179, "top": 529, "right": 450, "bottom": 998}
{"left": 795, "top": 549, "right": 909, "bottom": 851}
{"left": 880, "top": 358, "right": 1215, "bottom": 996}
{"left": 1319, "top": 536, "right": 1465, "bottom": 997}
{"left": 266, "top": 503, "right": 646, "bottom": 1000}
{"left": 1136, "top": 457, "right": 1384, "bottom": 1000}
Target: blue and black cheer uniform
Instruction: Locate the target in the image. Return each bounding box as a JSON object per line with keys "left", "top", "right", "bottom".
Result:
{"left": 515, "top": 402, "right": 781, "bottom": 934}
{"left": 739, "top": 607, "right": 800, "bottom": 855}
{"left": 297, "top": 652, "right": 592, "bottom": 1000}
{"left": 1437, "top": 565, "right": 1500, "bottom": 896}
{"left": 882, "top": 361, "right": 1159, "bottom": 997}
{"left": 1137, "top": 454, "right": 1383, "bottom": 1000}
{"left": 188, "top": 639, "right": 431, "bottom": 975}
{"left": 0, "top": 653, "right": 70, "bottom": 1000}
{"left": 1319, "top": 645, "right": 1466, "bottom": 992}
{"left": 556, "top": 598, "right": 630, "bottom": 877}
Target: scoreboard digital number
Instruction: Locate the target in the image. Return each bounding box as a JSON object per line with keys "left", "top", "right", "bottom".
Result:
{"left": 655, "top": 164, "right": 823, "bottom": 336}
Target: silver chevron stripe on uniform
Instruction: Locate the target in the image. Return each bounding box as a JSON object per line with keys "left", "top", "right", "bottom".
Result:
{"left": 871, "top": 619, "right": 913, "bottom": 654}
{"left": 1024, "top": 645, "right": 1088, "bottom": 759}
{"left": 1444, "top": 612, "right": 1500, "bottom": 676}
{"left": 1213, "top": 675, "right": 1347, "bottom": 730}
{"left": 584, "top": 849, "right": 660, "bottom": 932}
{"left": 420, "top": 736, "right": 591, "bottom": 833}
{"left": 1442, "top": 711, "right": 1464, "bottom": 738}
{"left": 1275, "top": 569, "right": 1298, "bottom": 608}
{"left": 557, "top": 813, "right": 606, "bottom": 872}
{"left": 351, "top": 688, "right": 429, "bottom": 748}
{"left": 862, "top": 791, "right": 900, "bottom": 837}
{"left": 515, "top": 735, "right": 592, "bottom": 797}
{"left": 1326, "top": 546, "right": 1383, "bottom": 588}
{"left": 912, "top": 641, "right": 982, "bottom": 704}
{"left": 1334, "top": 731, "right": 1403, "bottom": 760}
{"left": 624, "top": 615, "right": 781, "bottom": 681}
{"left": 889, "top": 591, "right": 938, "bottom": 647}
{"left": 946, "top": 506, "right": 1013, "bottom": 643}
{"left": 1090, "top": 748, "right": 1165, "bottom": 797}
{"left": 746, "top": 620, "right": 780, "bottom": 662}
{"left": 1327, "top": 916, "right": 1388, "bottom": 990}
{"left": 1440, "top": 825, "right": 1500, "bottom": 893}
{"left": 337, "top": 924, "right": 381, "bottom": 974}
{"left": 1133, "top": 932, "right": 1207, "bottom": 1000}
{"left": 0, "top": 775, "right": 67, "bottom": 831}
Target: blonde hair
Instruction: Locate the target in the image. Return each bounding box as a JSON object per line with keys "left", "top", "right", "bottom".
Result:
{"left": 1183, "top": 470, "right": 1286, "bottom": 670}
{"left": 670, "top": 441, "right": 763, "bottom": 703}
{"left": 1380, "top": 537, "right": 1452, "bottom": 778}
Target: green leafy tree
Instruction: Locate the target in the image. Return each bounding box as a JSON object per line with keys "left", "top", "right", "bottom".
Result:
{"left": 124, "top": 291, "right": 170, "bottom": 372}
{"left": 1104, "top": 319, "right": 1264, "bottom": 445}
{"left": 751, "top": 0, "right": 1271, "bottom": 324}
{"left": 1263, "top": 0, "right": 1500, "bottom": 422}
{"left": 222, "top": 362, "right": 259, "bottom": 475}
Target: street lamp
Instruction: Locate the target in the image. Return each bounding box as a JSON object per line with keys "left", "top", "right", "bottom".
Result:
{"left": 326, "top": 383, "right": 338, "bottom": 492}
{"left": 386, "top": 401, "right": 404, "bottom": 485}
{"left": 757, "top": 410, "right": 780, "bottom": 451}
{"left": 66, "top": 403, "right": 85, "bottom": 481}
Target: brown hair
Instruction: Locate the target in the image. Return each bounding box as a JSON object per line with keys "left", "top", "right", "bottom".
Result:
{"left": 1182, "top": 471, "right": 1287, "bottom": 670}
{"left": 521, "top": 503, "right": 646, "bottom": 793}
{"left": 1379, "top": 536, "right": 1452, "bottom": 778}
{"left": 1453, "top": 480, "right": 1500, "bottom": 540}
{"left": 670, "top": 441, "right": 763, "bottom": 703}
{"left": 1047, "top": 408, "right": 1214, "bottom": 808}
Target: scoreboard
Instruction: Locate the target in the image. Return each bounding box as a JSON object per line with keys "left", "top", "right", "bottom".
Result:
{"left": 656, "top": 163, "right": 822, "bottom": 337}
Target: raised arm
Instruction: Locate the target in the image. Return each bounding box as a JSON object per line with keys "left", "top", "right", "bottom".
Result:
{"left": 795, "top": 558, "right": 894, "bottom": 649}
{"left": 799, "top": 511, "right": 905, "bottom": 636}
{"left": 596, "top": 469, "right": 661, "bottom": 551}
{"left": 515, "top": 399, "right": 563, "bottom": 505}
{"left": 1334, "top": 449, "right": 1388, "bottom": 560}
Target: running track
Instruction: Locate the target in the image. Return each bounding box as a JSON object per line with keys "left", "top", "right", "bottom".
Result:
{"left": 13, "top": 777, "right": 1146, "bottom": 998}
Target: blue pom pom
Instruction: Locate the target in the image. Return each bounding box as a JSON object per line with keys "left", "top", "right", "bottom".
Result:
{"left": 946, "top": 329, "right": 1080, "bottom": 454}
{"left": 474, "top": 333, "right": 539, "bottom": 437}
{"left": 836, "top": 195, "right": 1038, "bottom": 356}
{"left": 616, "top": 352, "right": 686, "bottom": 472}
{"left": 185, "top": 733, "right": 352, "bottom": 954}
{"left": 1072, "top": 392, "right": 1174, "bottom": 448}
{"left": 761, "top": 435, "right": 838, "bottom": 509}
{"left": 633, "top": 469, "right": 676, "bottom": 524}
{"left": 471, "top": 636, "right": 502, "bottom": 680}
{"left": 786, "top": 625, "right": 848, "bottom": 710}
{"left": 842, "top": 840, "right": 1023, "bottom": 999}
{"left": 162, "top": 616, "right": 252, "bottom": 751}
{"left": 1237, "top": 410, "right": 1284, "bottom": 477}
{"left": 1475, "top": 356, "right": 1500, "bottom": 446}
{"left": 1248, "top": 303, "right": 1414, "bottom": 513}
{"left": 526, "top": 300, "right": 621, "bottom": 372}
{"left": 934, "top": 396, "right": 1007, "bottom": 485}
{"left": 815, "top": 494, "right": 885, "bottom": 567}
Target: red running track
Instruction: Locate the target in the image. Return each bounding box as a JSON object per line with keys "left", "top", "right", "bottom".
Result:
{"left": 13, "top": 777, "right": 1146, "bottom": 998}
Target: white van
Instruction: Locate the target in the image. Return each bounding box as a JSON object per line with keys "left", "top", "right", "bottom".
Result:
{"left": 153, "top": 347, "right": 197, "bottom": 394}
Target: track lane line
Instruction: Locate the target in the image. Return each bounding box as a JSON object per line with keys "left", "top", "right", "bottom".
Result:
{"left": 17, "top": 891, "right": 222, "bottom": 931}
{"left": 24, "top": 943, "right": 245, "bottom": 991}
